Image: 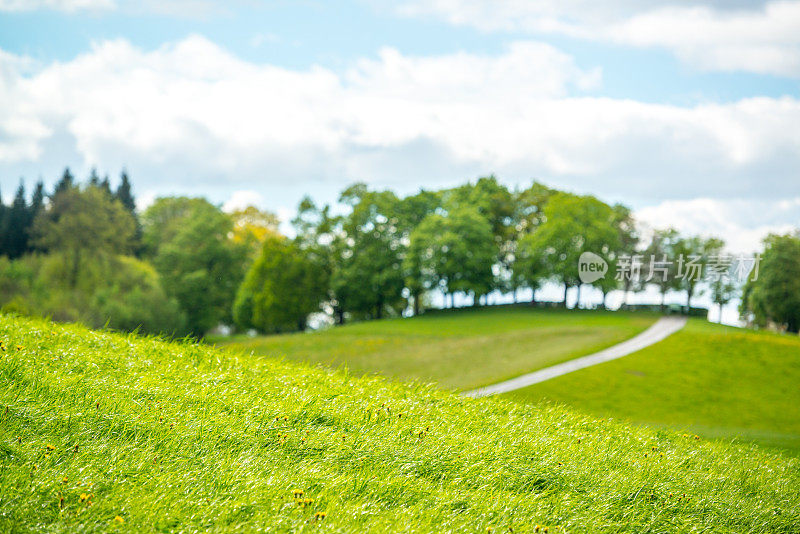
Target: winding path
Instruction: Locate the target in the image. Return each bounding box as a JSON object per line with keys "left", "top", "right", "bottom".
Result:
{"left": 462, "top": 315, "right": 688, "bottom": 398}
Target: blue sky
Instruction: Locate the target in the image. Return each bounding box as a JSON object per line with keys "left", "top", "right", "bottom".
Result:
{"left": 1, "top": 0, "right": 799, "bottom": 254}
{"left": 2, "top": 1, "right": 796, "bottom": 103}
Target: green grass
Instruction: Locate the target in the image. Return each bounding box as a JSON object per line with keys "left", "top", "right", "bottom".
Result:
{"left": 509, "top": 320, "right": 800, "bottom": 454}
{"left": 2, "top": 314, "right": 800, "bottom": 532}
{"left": 214, "top": 307, "right": 657, "bottom": 390}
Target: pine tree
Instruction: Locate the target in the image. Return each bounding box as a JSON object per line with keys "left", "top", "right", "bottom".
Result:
{"left": 89, "top": 167, "right": 101, "bottom": 187}
{"left": 27, "top": 181, "right": 45, "bottom": 253}
{"left": 5, "top": 183, "right": 29, "bottom": 259}
{"left": 53, "top": 167, "right": 75, "bottom": 198}
{"left": 30, "top": 181, "right": 44, "bottom": 214}
{"left": 0, "top": 184, "right": 7, "bottom": 256}
{"left": 115, "top": 170, "right": 136, "bottom": 213}
{"left": 115, "top": 170, "right": 142, "bottom": 254}
{"left": 100, "top": 174, "right": 112, "bottom": 197}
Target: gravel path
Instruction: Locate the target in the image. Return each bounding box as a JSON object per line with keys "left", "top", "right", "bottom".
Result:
{"left": 462, "top": 315, "right": 688, "bottom": 398}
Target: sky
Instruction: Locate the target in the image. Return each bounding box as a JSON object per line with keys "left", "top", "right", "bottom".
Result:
{"left": 1, "top": 0, "right": 799, "bottom": 255}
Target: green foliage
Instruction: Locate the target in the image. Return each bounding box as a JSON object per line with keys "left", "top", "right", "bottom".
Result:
{"left": 0, "top": 253, "right": 185, "bottom": 336}
{"left": 142, "top": 197, "right": 246, "bottom": 336}
{"left": 672, "top": 235, "right": 724, "bottom": 310}
{"left": 508, "top": 182, "right": 555, "bottom": 298}
{"left": 406, "top": 206, "right": 496, "bottom": 305}
{"left": 642, "top": 228, "right": 682, "bottom": 307}
{"left": 234, "top": 235, "right": 327, "bottom": 333}
{"left": 33, "top": 185, "right": 136, "bottom": 287}
{"left": 2, "top": 314, "right": 799, "bottom": 532}
{"left": 52, "top": 167, "right": 75, "bottom": 197}
{"left": 89, "top": 256, "right": 187, "bottom": 335}
{"left": 0, "top": 183, "right": 34, "bottom": 259}
{"left": 512, "top": 319, "right": 800, "bottom": 454}
{"left": 741, "top": 233, "right": 800, "bottom": 332}
{"left": 519, "top": 193, "right": 621, "bottom": 304}
{"left": 229, "top": 205, "right": 281, "bottom": 264}
{"left": 219, "top": 306, "right": 656, "bottom": 391}
{"left": 114, "top": 170, "right": 137, "bottom": 214}
{"left": 332, "top": 185, "right": 406, "bottom": 320}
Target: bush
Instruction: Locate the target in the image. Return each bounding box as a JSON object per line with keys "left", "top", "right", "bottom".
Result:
{"left": 0, "top": 253, "right": 187, "bottom": 336}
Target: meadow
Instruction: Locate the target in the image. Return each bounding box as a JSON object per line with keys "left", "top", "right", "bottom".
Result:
{"left": 509, "top": 319, "right": 800, "bottom": 454}
{"left": 1, "top": 313, "right": 799, "bottom": 532}
{"left": 214, "top": 307, "right": 657, "bottom": 391}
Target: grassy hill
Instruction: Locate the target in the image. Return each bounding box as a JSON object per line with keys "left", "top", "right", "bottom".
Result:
{"left": 214, "top": 307, "right": 657, "bottom": 390}
{"left": 510, "top": 320, "right": 800, "bottom": 454}
{"left": 1, "top": 314, "right": 800, "bottom": 532}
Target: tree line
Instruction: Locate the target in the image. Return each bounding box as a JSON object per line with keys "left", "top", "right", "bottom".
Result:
{"left": 1, "top": 171, "right": 798, "bottom": 336}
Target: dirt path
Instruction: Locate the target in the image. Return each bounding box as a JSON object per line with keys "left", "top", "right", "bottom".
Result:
{"left": 463, "top": 315, "right": 688, "bottom": 398}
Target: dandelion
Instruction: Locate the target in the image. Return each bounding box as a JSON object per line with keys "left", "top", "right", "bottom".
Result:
{"left": 114, "top": 515, "right": 124, "bottom": 523}
{"left": 46, "top": 444, "right": 56, "bottom": 451}
{"left": 61, "top": 476, "right": 68, "bottom": 484}
{"left": 80, "top": 493, "right": 90, "bottom": 502}
{"left": 314, "top": 511, "right": 326, "bottom": 520}
{"left": 292, "top": 489, "right": 304, "bottom": 499}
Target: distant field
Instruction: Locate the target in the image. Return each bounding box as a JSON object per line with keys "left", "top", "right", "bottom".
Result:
{"left": 509, "top": 320, "right": 800, "bottom": 454}
{"left": 2, "top": 313, "right": 799, "bottom": 532}
{"left": 215, "top": 307, "right": 657, "bottom": 390}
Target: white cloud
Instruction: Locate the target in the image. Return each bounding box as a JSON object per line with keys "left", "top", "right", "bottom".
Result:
{"left": 0, "top": 35, "right": 799, "bottom": 212}
{"left": 391, "top": 0, "right": 800, "bottom": 77}
{"left": 635, "top": 197, "right": 800, "bottom": 253}
{"left": 222, "top": 190, "right": 264, "bottom": 212}
{"left": 0, "top": 0, "right": 114, "bottom": 11}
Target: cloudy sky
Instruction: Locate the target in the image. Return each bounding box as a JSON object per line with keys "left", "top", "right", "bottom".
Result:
{"left": 1, "top": 0, "right": 798, "bottom": 252}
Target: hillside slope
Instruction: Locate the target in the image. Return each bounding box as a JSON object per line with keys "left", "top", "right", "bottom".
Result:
{"left": 510, "top": 320, "right": 800, "bottom": 454}
{"left": 1, "top": 314, "right": 799, "bottom": 532}
{"left": 216, "top": 307, "right": 656, "bottom": 390}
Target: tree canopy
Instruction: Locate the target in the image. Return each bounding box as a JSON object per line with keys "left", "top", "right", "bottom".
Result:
{"left": 741, "top": 233, "right": 800, "bottom": 333}
{"left": 142, "top": 197, "right": 246, "bottom": 336}
{"left": 234, "top": 234, "right": 328, "bottom": 333}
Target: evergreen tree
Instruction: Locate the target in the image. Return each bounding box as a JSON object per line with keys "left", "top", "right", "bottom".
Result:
{"left": 53, "top": 168, "right": 75, "bottom": 198}
{"left": 5, "top": 183, "right": 29, "bottom": 259}
{"left": 115, "top": 170, "right": 136, "bottom": 214}
{"left": 100, "top": 174, "right": 112, "bottom": 197}
{"left": 0, "top": 184, "right": 6, "bottom": 256}
{"left": 115, "top": 170, "right": 140, "bottom": 253}
{"left": 26, "top": 181, "right": 46, "bottom": 253}
{"left": 30, "top": 181, "right": 45, "bottom": 214}
{"left": 89, "top": 168, "right": 101, "bottom": 187}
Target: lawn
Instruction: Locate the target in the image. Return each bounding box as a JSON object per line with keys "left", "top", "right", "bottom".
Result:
{"left": 214, "top": 306, "right": 657, "bottom": 391}
{"left": 1, "top": 313, "right": 799, "bottom": 532}
{"left": 508, "top": 319, "right": 800, "bottom": 454}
